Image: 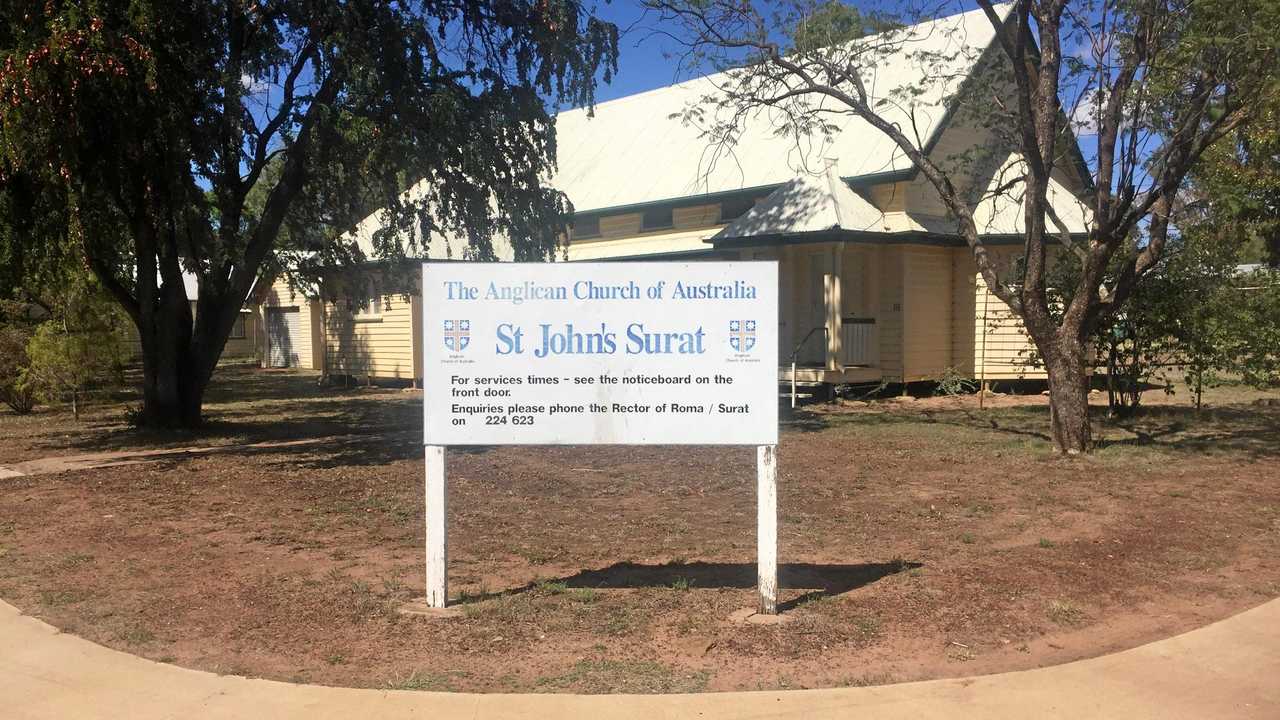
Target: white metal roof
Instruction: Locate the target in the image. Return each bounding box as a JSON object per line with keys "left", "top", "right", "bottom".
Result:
{"left": 344, "top": 181, "right": 519, "bottom": 261}
{"left": 554, "top": 4, "right": 1003, "bottom": 213}
{"left": 344, "top": 4, "right": 1013, "bottom": 258}
{"left": 715, "top": 162, "right": 886, "bottom": 239}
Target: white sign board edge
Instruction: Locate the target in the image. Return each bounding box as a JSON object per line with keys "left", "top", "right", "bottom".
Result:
{"left": 420, "top": 260, "right": 779, "bottom": 446}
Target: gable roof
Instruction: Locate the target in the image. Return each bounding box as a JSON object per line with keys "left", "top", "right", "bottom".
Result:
{"left": 553, "top": 4, "right": 1006, "bottom": 214}
{"left": 344, "top": 4, "right": 1018, "bottom": 259}
{"left": 715, "top": 162, "right": 885, "bottom": 239}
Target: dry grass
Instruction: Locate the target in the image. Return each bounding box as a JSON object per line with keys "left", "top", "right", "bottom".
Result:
{"left": 534, "top": 659, "right": 710, "bottom": 694}
{"left": 0, "top": 368, "right": 1277, "bottom": 693}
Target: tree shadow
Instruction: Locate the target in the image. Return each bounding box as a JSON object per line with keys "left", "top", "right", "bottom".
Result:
{"left": 920, "top": 405, "right": 1054, "bottom": 442}
{"left": 459, "top": 559, "right": 920, "bottom": 611}
{"left": 801, "top": 400, "right": 1280, "bottom": 458}
{"left": 51, "top": 393, "right": 407, "bottom": 454}
{"left": 274, "top": 435, "right": 493, "bottom": 468}
{"left": 1098, "top": 404, "right": 1280, "bottom": 458}
{"left": 791, "top": 404, "right": 1056, "bottom": 442}
{"left": 782, "top": 412, "right": 833, "bottom": 433}
{"left": 42, "top": 365, "right": 424, "bottom": 456}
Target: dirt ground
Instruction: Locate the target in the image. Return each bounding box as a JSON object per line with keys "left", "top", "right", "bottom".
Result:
{"left": 1, "top": 367, "right": 1278, "bottom": 693}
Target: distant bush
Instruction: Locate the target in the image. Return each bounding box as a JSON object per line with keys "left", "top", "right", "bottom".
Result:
{"left": 25, "top": 318, "right": 126, "bottom": 420}
{"left": 0, "top": 324, "right": 38, "bottom": 413}
{"left": 1, "top": 274, "right": 131, "bottom": 418}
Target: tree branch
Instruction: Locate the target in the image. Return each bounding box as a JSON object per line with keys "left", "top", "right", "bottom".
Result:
{"left": 243, "top": 42, "right": 317, "bottom": 192}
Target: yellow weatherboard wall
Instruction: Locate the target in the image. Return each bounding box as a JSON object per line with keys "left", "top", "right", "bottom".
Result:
{"left": 324, "top": 272, "right": 418, "bottom": 381}
{"left": 902, "top": 246, "right": 955, "bottom": 381}
{"left": 563, "top": 202, "right": 726, "bottom": 261}
{"left": 566, "top": 227, "right": 716, "bottom": 261}
{"left": 222, "top": 312, "right": 259, "bottom": 359}
{"left": 877, "top": 246, "right": 905, "bottom": 380}
{"left": 952, "top": 246, "right": 1047, "bottom": 381}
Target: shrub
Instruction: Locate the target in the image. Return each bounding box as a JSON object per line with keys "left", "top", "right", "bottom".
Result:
{"left": 934, "top": 366, "right": 978, "bottom": 397}
{"left": 25, "top": 319, "right": 125, "bottom": 420}
{"left": 0, "top": 324, "right": 38, "bottom": 414}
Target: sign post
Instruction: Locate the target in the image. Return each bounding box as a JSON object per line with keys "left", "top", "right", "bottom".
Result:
{"left": 423, "top": 444, "right": 448, "bottom": 608}
{"left": 756, "top": 444, "right": 778, "bottom": 614}
{"left": 421, "top": 261, "right": 779, "bottom": 612}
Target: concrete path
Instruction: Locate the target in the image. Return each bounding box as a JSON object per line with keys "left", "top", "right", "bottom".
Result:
{"left": 3, "top": 598, "right": 1277, "bottom": 719}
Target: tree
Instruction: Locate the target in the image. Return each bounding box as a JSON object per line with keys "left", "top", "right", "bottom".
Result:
{"left": 1044, "top": 230, "right": 1237, "bottom": 417}
{"left": 645, "top": 0, "right": 1279, "bottom": 453}
{"left": 19, "top": 274, "right": 128, "bottom": 420}
{"left": 1159, "top": 235, "right": 1244, "bottom": 411}
{"left": 25, "top": 319, "right": 124, "bottom": 421}
{"left": 1, "top": 0, "right": 618, "bottom": 427}
{"left": 786, "top": 1, "right": 899, "bottom": 52}
{"left": 0, "top": 320, "right": 37, "bottom": 414}
{"left": 1227, "top": 267, "right": 1280, "bottom": 388}
{"left": 1040, "top": 225, "right": 1280, "bottom": 417}
{"left": 1092, "top": 272, "right": 1181, "bottom": 417}
{"left": 1187, "top": 95, "right": 1280, "bottom": 267}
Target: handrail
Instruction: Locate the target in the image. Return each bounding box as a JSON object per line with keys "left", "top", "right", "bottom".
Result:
{"left": 787, "top": 326, "right": 828, "bottom": 409}
{"left": 788, "top": 326, "right": 828, "bottom": 365}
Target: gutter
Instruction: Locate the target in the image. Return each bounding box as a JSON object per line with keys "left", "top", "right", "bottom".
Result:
{"left": 708, "top": 228, "right": 1087, "bottom": 249}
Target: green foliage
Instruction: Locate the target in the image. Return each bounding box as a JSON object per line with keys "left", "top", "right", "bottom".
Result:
{"left": 1041, "top": 232, "right": 1280, "bottom": 415}
{"left": 0, "top": 322, "right": 37, "bottom": 413}
{"left": 1187, "top": 86, "right": 1280, "bottom": 266}
{"left": 1, "top": 0, "right": 620, "bottom": 268}
{"left": 535, "top": 579, "right": 568, "bottom": 595}
{"left": 786, "top": 1, "right": 900, "bottom": 53}
{"left": 1102, "top": 230, "right": 1280, "bottom": 411}
{"left": 0, "top": 0, "right": 619, "bottom": 426}
{"left": 1212, "top": 266, "right": 1280, "bottom": 390}
{"left": 933, "top": 366, "right": 978, "bottom": 397}
{"left": 20, "top": 277, "right": 127, "bottom": 420}
{"left": 1077, "top": 32, "right": 1280, "bottom": 414}
{"left": 1095, "top": 280, "right": 1179, "bottom": 416}
{"left": 1157, "top": 236, "right": 1240, "bottom": 408}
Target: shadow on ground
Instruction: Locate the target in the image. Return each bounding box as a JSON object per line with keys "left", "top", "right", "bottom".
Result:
{"left": 790, "top": 400, "right": 1280, "bottom": 458}
{"left": 21, "top": 362, "right": 1279, "bottom": 466}
{"left": 463, "top": 560, "right": 920, "bottom": 611}
{"left": 47, "top": 383, "right": 423, "bottom": 460}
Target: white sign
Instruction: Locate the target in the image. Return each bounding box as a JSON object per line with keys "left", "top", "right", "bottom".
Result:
{"left": 421, "top": 261, "right": 778, "bottom": 445}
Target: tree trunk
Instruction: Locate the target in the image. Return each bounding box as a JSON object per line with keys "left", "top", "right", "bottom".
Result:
{"left": 139, "top": 348, "right": 207, "bottom": 428}
{"left": 1041, "top": 338, "right": 1092, "bottom": 455}
{"left": 135, "top": 289, "right": 209, "bottom": 429}
{"left": 1105, "top": 338, "right": 1118, "bottom": 417}
{"left": 1194, "top": 370, "right": 1203, "bottom": 416}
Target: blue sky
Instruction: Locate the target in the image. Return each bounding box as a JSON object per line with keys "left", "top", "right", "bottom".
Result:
{"left": 587, "top": 1, "right": 692, "bottom": 103}
{"left": 582, "top": 0, "right": 998, "bottom": 104}
{"left": 582, "top": 0, "right": 1103, "bottom": 165}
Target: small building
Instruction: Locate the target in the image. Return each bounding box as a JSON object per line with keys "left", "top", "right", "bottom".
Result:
{"left": 319, "top": 263, "right": 430, "bottom": 382}
{"left": 319, "top": 6, "right": 1091, "bottom": 389}
{"left": 121, "top": 272, "right": 261, "bottom": 362}
{"left": 256, "top": 277, "right": 325, "bottom": 370}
